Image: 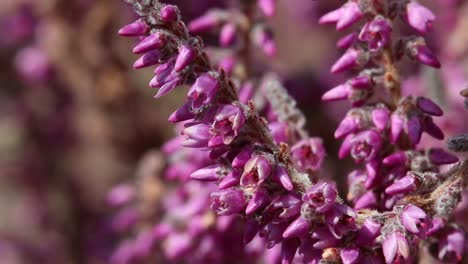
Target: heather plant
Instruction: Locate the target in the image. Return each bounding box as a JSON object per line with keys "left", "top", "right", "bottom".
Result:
{"left": 115, "top": 0, "right": 468, "bottom": 263}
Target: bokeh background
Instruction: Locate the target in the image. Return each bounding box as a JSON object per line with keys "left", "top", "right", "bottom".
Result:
{"left": 0, "top": 0, "right": 467, "bottom": 263}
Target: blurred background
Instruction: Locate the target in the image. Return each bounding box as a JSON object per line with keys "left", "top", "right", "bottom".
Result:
{"left": 0, "top": 0, "right": 467, "bottom": 263}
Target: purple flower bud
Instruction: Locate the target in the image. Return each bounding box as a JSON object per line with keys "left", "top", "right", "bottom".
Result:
{"left": 187, "top": 73, "right": 220, "bottom": 110}
{"left": 336, "top": 2, "right": 363, "bottom": 30}
{"left": 210, "top": 104, "right": 246, "bottom": 146}
{"left": 210, "top": 189, "right": 246, "bottom": 215}
{"left": 273, "top": 166, "right": 294, "bottom": 191}
{"left": 340, "top": 130, "right": 382, "bottom": 163}
{"left": 258, "top": 0, "right": 276, "bottom": 17}
{"left": 190, "top": 164, "right": 223, "bottom": 181}
{"left": 163, "top": 232, "right": 192, "bottom": 260}
{"left": 269, "top": 122, "right": 289, "bottom": 144}
{"left": 160, "top": 5, "right": 178, "bottom": 22}
{"left": 322, "top": 83, "right": 350, "bottom": 101}
{"left": 364, "top": 160, "right": 380, "bottom": 189}
{"left": 423, "top": 117, "right": 444, "bottom": 140}
{"left": 168, "top": 101, "right": 194, "bottom": 123}
{"left": 311, "top": 226, "right": 339, "bottom": 249}
{"left": 341, "top": 247, "right": 360, "bottom": 264}
{"left": 359, "top": 16, "right": 392, "bottom": 52}
{"left": 319, "top": 2, "right": 363, "bottom": 31}
{"left": 107, "top": 184, "right": 135, "bottom": 207}
{"left": 383, "top": 151, "right": 407, "bottom": 167}
{"left": 372, "top": 107, "right": 390, "bottom": 131}
{"left": 382, "top": 231, "right": 410, "bottom": 264}
{"left": 416, "top": 97, "right": 443, "bottom": 116}
{"left": 246, "top": 188, "right": 270, "bottom": 215}
{"left": 356, "top": 219, "right": 381, "bottom": 246}
{"left": 337, "top": 32, "right": 358, "bottom": 49}
{"left": 408, "top": 41, "right": 441, "bottom": 68}
{"left": 219, "top": 23, "right": 237, "bottom": 47}
{"left": 401, "top": 204, "right": 432, "bottom": 239}
{"left": 428, "top": 148, "right": 459, "bottom": 165}
{"left": 232, "top": 148, "right": 253, "bottom": 168}
{"left": 150, "top": 57, "right": 176, "bottom": 88}
{"left": 354, "top": 191, "right": 377, "bottom": 210}
{"left": 335, "top": 114, "right": 360, "bottom": 138}
{"left": 438, "top": 228, "right": 465, "bottom": 262}
{"left": 244, "top": 220, "right": 261, "bottom": 243}
{"left": 181, "top": 123, "right": 211, "bottom": 148}
{"left": 406, "top": 115, "right": 423, "bottom": 145}
{"left": 15, "top": 46, "right": 52, "bottom": 82}
{"left": 405, "top": 2, "right": 435, "bottom": 34}
{"left": 303, "top": 182, "right": 337, "bottom": 212}
{"left": 385, "top": 174, "right": 418, "bottom": 195}
{"left": 133, "top": 33, "right": 165, "bottom": 54}
{"left": 290, "top": 138, "right": 326, "bottom": 171}
{"left": 134, "top": 50, "right": 162, "bottom": 69}
{"left": 281, "top": 216, "right": 309, "bottom": 240}
{"left": 281, "top": 239, "right": 299, "bottom": 264}
{"left": 155, "top": 77, "right": 181, "bottom": 98}
{"left": 118, "top": 20, "right": 148, "bottom": 36}
{"left": 390, "top": 113, "right": 404, "bottom": 143}
{"left": 174, "top": 45, "right": 196, "bottom": 72}
{"left": 241, "top": 155, "right": 271, "bottom": 186}
{"left": 188, "top": 11, "right": 223, "bottom": 32}
{"left": 331, "top": 48, "right": 365, "bottom": 74}
{"left": 253, "top": 26, "right": 277, "bottom": 57}
{"left": 218, "top": 169, "right": 241, "bottom": 189}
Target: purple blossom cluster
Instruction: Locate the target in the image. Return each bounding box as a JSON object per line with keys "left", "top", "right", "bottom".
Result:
{"left": 116, "top": 0, "right": 467, "bottom": 264}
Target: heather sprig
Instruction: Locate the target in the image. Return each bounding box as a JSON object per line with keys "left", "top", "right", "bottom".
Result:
{"left": 119, "top": 0, "right": 467, "bottom": 263}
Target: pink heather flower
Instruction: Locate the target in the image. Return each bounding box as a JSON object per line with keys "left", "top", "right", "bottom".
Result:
{"left": 311, "top": 226, "right": 339, "bottom": 249}
{"left": 188, "top": 11, "right": 223, "bottom": 33}
{"left": 160, "top": 5, "right": 178, "bottom": 22}
{"left": 385, "top": 173, "right": 418, "bottom": 195}
{"left": 322, "top": 76, "right": 373, "bottom": 106}
{"left": 340, "top": 247, "right": 360, "bottom": 264}
{"left": 273, "top": 166, "right": 293, "bottom": 191}
{"left": 372, "top": 107, "right": 391, "bottom": 131}
{"left": 118, "top": 20, "right": 148, "bottom": 36}
{"left": 359, "top": 16, "right": 392, "bottom": 52}
{"left": 181, "top": 123, "right": 211, "bottom": 148}
{"left": 210, "top": 189, "right": 246, "bottom": 215}
{"left": 356, "top": 219, "right": 381, "bottom": 246}
{"left": 258, "top": 0, "right": 276, "bottom": 17}
{"left": 382, "top": 231, "right": 410, "bottom": 264}
{"left": 174, "top": 45, "right": 196, "bottom": 72}
{"left": 427, "top": 148, "right": 459, "bottom": 165}
{"left": 401, "top": 204, "right": 432, "bottom": 239}
{"left": 15, "top": 46, "right": 52, "bottom": 82}
{"left": 330, "top": 48, "right": 367, "bottom": 74}
{"left": 273, "top": 194, "right": 302, "bottom": 219}
{"left": 290, "top": 138, "right": 326, "bottom": 171}
{"left": 438, "top": 229, "right": 465, "bottom": 262}
{"left": 209, "top": 105, "right": 246, "bottom": 147}
{"left": 219, "top": 23, "right": 237, "bottom": 47}
{"left": 416, "top": 97, "right": 443, "bottom": 116}
{"left": 303, "top": 182, "right": 337, "bottom": 212}
{"left": 241, "top": 155, "right": 272, "bottom": 186}
{"left": 405, "top": 2, "right": 435, "bottom": 34}
{"left": 187, "top": 73, "right": 220, "bottom": 110}
{"left": 325, "top": 204, "right": 357, "bottom": 239}
{"left": 106, "top": 184, "right": 135, "bottom": 207}
{"left": 339, "top": 130, "right": 383, "bottom": 163}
